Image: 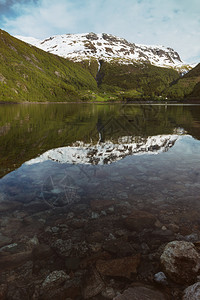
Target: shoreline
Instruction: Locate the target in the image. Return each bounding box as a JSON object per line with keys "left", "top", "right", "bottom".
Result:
{"left": 1, "top": 99, "right": 200, "bottom": 105}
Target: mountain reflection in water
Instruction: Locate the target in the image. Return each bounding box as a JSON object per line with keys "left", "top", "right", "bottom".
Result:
{"left": 0, "top": 103, "right": 199, "bottom": 177}
{"left": 0, "top": 103, "right": 199, "bottom": 207}
{"left": 26, "top": 134, "right": 180, "bottom": 166}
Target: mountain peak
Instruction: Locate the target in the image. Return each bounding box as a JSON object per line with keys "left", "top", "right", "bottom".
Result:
{"left": 16, "top": 32, "right": 190, "bottom": 72}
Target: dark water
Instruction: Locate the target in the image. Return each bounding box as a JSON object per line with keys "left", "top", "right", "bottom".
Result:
{"left": 1, "top": 103, "right": 200, "bottom": 299}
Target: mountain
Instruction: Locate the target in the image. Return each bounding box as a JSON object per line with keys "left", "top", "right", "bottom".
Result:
{"left": 16, "top": 32, "right": 194, "bottom": 100}
{"left": 0, "top": 29, "right": 97, "bottom": 102}
{"left": 1, "top": 29, "right": 196, "bottom": 102}
{"left": 164, "top": 63, "right": 200, "bottom": 100}
{"left": 16, "top": 32, "right": 190, "bottom": 72}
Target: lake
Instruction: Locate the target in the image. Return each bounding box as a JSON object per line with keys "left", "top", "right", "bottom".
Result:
{"left": 0, "top": 103, "right": 200, "bottom": 299}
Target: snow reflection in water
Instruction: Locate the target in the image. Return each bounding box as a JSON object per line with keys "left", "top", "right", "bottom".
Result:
{"left": 1, "top": 133, "right": 200, "bottom": 209}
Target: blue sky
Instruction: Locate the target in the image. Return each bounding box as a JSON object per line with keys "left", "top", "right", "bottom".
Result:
{"left": 0, "top": 0, "right": 200, "bottom": 64}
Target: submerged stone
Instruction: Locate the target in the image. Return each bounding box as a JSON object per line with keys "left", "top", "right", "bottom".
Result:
{"left": 124, "top": 210, "right": 156, "bottom": 231}
{"left": 96, "top": 255, "right": 140, "bottom": 279}
{"left": 0, "top": 250, "right": 32, "bottom": 271}
{"left": 0, "top": 234, "right": 12, "bottom": 248}
{"left": 113, "top": 285, "right": 167, "bottom": 300}
{"left": 32, "top": 243, "right": 52, "bottom": 260}
{"left": 101, "top": 287, "right": 116, "bottom": 299}
{"left": 0, "top": 200, "right": 22, "bottom": 212}
{"left": 103, "top": 238, "right": 134, "bottom": 256}
{"left": 183, "top": 282, "right": 200, "bottom": 300}
{"left": 52, "top": 239, "right": 72, "bottom": 257}
{"left": 160, "top": 241, "right": 200, "bottom": 284}
{"left": 0, "top": 284, "right": 7, "bottom": 300}
{"left": 82, "top": 268, "right": 105, "bottom": 299}
{"left": 42, "top": 270, "right": 69, "bottom": 291}
{"left": 90, "top": 199, "right": 115, "bottom": 211}
{"left": 65, "top": 257, "right": 80, "bottom": 271}
{"left": 154, "top": 271, "right": 168, "bottom": 285}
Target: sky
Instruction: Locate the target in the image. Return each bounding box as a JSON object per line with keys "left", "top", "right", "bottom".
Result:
{"left": 0, "top": 0, "right": 200, "bottom": 64}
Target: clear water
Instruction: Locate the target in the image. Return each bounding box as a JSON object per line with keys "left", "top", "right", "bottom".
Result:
{"left": 1, "top": 103, "right": 200, "bottom": 298}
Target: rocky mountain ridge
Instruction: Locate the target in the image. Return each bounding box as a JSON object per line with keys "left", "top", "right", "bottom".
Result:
{"left": 16, "top": 32, "right": 190, "bottom": 72}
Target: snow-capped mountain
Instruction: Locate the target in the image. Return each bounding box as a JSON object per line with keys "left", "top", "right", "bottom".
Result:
{"left": 16, "top": 33, "right": 190, "bottom": 71}
{"left": 26, "top": 134, "right": 180, "bottom": 166}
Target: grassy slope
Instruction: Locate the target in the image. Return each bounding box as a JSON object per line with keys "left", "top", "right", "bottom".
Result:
{"left": 164, "top": 63, "right": 200, "bottom": 100}
{"left": 184, "top": 63, "right": 200, "bottom": 100}
{"left": 0, "top": 29, "right": 97, "bottom": 102}
{"left": 90, "top": 60, "right": 180, "bottom": 100}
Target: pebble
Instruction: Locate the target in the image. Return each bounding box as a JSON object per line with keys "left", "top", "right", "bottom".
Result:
{"left": 91, "top": 212, "right": 99, "bottom": 219}
{"left": 42, "top": 270, "right": 69, "bottom": 291}
{"left": 154, "top": 271, "right": 168, "bottom": 285}
{"left": 102, "top": 287, "right": 115, "bottom": 299}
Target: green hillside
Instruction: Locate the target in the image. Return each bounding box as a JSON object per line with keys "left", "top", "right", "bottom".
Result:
{"left": 164, "top": 63, "right": 200, "bottom": 100}
{"left": 99, "top": 61, "right": 179, "bottom": 92}
{"left": 79, "top": 60, "right": 180, "bottom": 101}
{"left": 0, "top": 29, "right": 97, "bottom": 102}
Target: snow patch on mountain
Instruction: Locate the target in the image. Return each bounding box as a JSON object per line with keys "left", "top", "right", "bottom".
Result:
{"left": 16, "top": 33, "right": 190, "bottom": 71}
{"left": 25, "top": 134, "right": 180, "bottom": 166}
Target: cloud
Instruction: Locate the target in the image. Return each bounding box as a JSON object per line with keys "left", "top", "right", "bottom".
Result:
{"left": 2, "top": 0, "right": 80, "bottom": 36}
{"left": 1, "top": 0, "right": 200, "bottom": 63}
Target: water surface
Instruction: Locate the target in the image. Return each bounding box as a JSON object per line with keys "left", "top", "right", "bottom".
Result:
{"left": 1, "top": 103, "right": 200, "bottom": 207}
{"left": 1, "top": 103, "right": 200, "bottom": 299}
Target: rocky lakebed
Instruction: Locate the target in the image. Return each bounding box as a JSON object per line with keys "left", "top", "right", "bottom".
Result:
{"left": 1, "top": 190, "right": 200, "bottom": 299}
